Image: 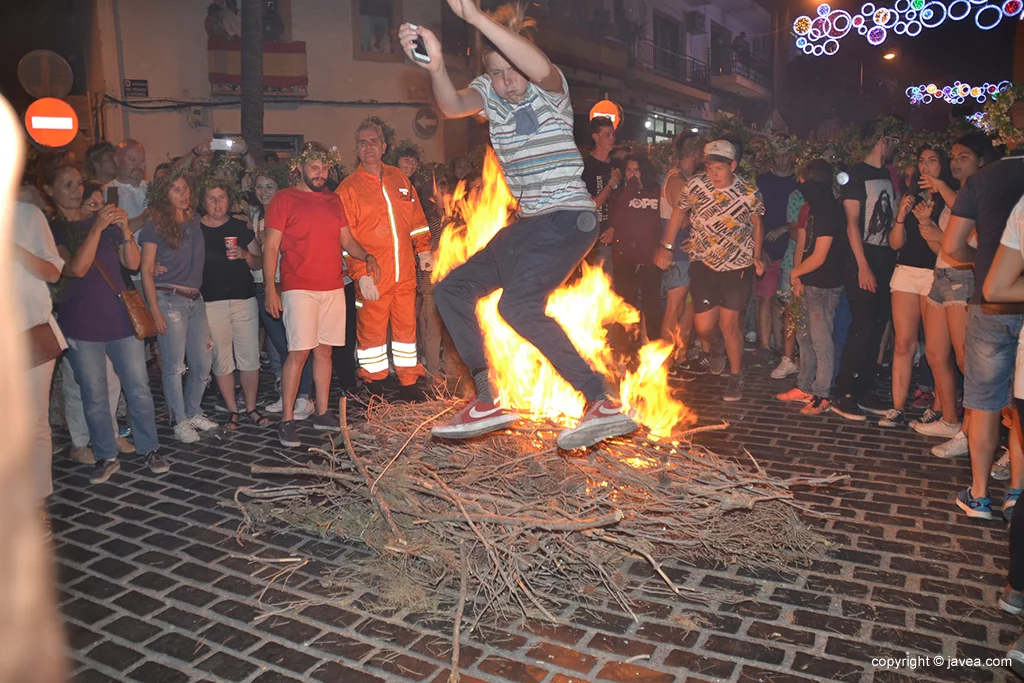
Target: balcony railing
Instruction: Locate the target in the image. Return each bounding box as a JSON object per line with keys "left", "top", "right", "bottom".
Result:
{"left": 632, "top": 39, "right": 710, "bottom": 91}
{"left": 710, "top": 48, "right": 772, "bottom": 90}
{"left": 208, "top": 39, "right": 308, "bottom": 98}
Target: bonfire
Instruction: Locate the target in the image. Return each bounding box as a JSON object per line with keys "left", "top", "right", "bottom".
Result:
{"left": 235, "top": 150, "right": 845, "bottom": 682}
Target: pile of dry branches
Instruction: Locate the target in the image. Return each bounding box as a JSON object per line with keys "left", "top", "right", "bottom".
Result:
{"left": 235, "top": 395, "right": 845, "bottom": 682}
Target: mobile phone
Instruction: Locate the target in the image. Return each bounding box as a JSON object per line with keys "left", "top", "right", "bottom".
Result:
{"left": 107, "top": 185, "right": 119, "bottom": 207}
{"left": 408, "top": 24, "right": 431, "bottom": 63}
{"left": 211, "top": 138, "right": 234, "bottom": 152}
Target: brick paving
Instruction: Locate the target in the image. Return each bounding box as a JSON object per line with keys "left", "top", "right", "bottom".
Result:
{"left": 50, "top": 363, "right": 1024, "bottom": 683}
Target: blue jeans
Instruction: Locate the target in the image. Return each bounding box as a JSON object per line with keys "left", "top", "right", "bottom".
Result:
{"left": 435, "top": 209, "right": 608, "bottom": 402}
{"left": 832, "top": 294, "right": 851, "bottom": 384}
{"left": 255, "top": 285, "right": 312, "bottom": 397}
{"left": 797, "top": 286, "right": 842, "bottom": 398}
{"left": 155, "top": 291, "right": 213, "bottom": 423}
{"left": 964, "top": 305, "right": 1023, "bottom": 412}
{"left": 66, "top": 335, "right": 160, "bottom": 461}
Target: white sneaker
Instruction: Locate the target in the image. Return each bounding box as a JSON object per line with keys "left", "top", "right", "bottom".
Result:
{"left": 265, "top": 397, "right": 283, "bottom": 414}
{"left": 294, "top": 397, "right": 315, "bottom": 421}
{"left": 993, "top": 450, "right": 1011, "bottom": 482}
{"left": 770, "top": 357, "right": 799, "bottom": 380}
{"left": 931, "top": 430, "right": 969, "bottom": 459}
{"left": 189, "top": 414, "right": 219, "bottom": 432}
{"left": 914, "top": 419, "right": 961, "bottom": 439}
{"left": 745, "top": 331, "right": 757, "bottom": 343}
{"left": 174, "top": 421, "right": 200, "bottom": 444}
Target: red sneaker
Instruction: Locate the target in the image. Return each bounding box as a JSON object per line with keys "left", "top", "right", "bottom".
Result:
{"left": 431, "top": 399, "right": 519, "bottom": 439}
{"left": 556, "top": 398, "right": 639, "bottom": 450}
{"left": 776, "top": 387, "right": 813, "bottom": 403}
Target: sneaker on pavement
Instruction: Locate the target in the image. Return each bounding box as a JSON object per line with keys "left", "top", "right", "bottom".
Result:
{"left": 265, "top": 397, "right": 283, "bottom": 414}
{"left": 680, "top": 353, "right": 710, "bottom": 376}
{"left": 1000, "top": 584, "right": 1024, "bottom": 615}
{"left": 294, "top": 397, "right": 315, "bottom": 421}
{"left": 174, "top": 421, "right": 200, "bottom": 444}
{"left": 116, "top": 437, "right": 136, "bottom": 454}
{"left": 751, "top": 348, "right": 771, "bottom": 368}
{"left": 770, "top": 357, "right": 799, "bottom": 379}
{"left": 723, "top": 374, "right": 745, "bottom": 402}
{"left": 1005, "top": 489, "right": 1022, "bottom": 523}
{"left": 70, "top": 445, "right": 96, "bottom": 465}
{"left": 556, "top": 398, "right": 638, "bottom": 450}
{"left": 831, "top": 395, "right": 866, "bottom": 422}
{"left": 878, "top": 408, "right": 907, "bottom": 428}
{"left": 776, "top": 387, "right": 813, "bottom": 403}
{"left": 278, "top": 420, "right": 301, "bottom": 448}
{"left": 89, "top": 459, "right": 120, "bottom": 485}
{"left": 800, "top": 396, "right": 832, "bottom": 415}
{"left": 932, "top": 431, "right": 969, "bottom": 458}
{"left": 312, "top": 411, "right": 341, "bottom": 432}
{"left": 910, "top": 389, "right": 934, "bottom": 410}
{"left": 744, "top": 330, "right": 757, "bottom": 346}
{"left": 993, "top": 451, "right": 1011, "bottom": 481}
{"left": 709, "top": 354, "right": 727, "bottom": 376}
{"left": 190, "top": 414, "right": 219, "bottom": 432}
{"left": 913, "top": 418, "right": 961, "bottom": 438}
{"left": 146, "top": 451, "right": 170, "bottom": 474}
{"left": 432, "top": 399, "right": 519, "bottom": 440}
{"left": 909, "top": 407, "right": 941, "bottom": 428}
{"left": 955, "top": 488, "right": 993, "bottom": 520}
{"left": 857, "top": 395, "right": 890, "bottom": 416}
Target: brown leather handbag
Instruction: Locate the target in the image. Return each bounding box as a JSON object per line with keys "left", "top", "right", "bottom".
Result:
{"left": 94, "top": 258, "right": 158, "bottom": 340}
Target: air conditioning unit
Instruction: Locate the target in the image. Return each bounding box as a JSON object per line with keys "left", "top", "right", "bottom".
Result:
{"left": 685, "top": 11, "right": 706, "bottom": 35}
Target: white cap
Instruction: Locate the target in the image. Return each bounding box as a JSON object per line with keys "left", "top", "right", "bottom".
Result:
{"left": 704, "top": 140, "right": 737, "bottom": 161}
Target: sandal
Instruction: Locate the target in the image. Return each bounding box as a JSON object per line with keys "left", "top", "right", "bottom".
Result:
{"left": 224, "top": 412, "right": 241, "bottom": 431}
{"left": 246, "top": 409, "right": 270, "bottom": 426}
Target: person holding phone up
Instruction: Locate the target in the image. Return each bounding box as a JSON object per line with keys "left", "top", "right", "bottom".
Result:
{"left": 399, "top": 1, "right": 638, "bottom": 449}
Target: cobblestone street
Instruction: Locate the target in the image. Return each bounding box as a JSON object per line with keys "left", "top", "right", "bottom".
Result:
{"left": 52, "top": 364, "right": 1023, "bottom": 683}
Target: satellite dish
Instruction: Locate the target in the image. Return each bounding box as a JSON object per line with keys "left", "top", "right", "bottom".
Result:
{"left": 18, "top": 50, "right": 74, "bottom": 99}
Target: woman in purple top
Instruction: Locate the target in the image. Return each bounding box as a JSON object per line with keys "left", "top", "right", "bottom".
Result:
{"left": 139, "top": 170, "right": 216, "bottom": 444}
{"left": 44, "top": 160, "right": 168, "bottom": 484}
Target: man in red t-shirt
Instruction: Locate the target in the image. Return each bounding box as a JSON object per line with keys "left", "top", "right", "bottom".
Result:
{"left": 263, "top": 142, "right": 380, "bottom": 448}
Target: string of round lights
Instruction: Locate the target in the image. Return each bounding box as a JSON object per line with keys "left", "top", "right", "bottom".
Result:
{"left": 794, "top": 0, "right": 1024, "bottom": 55}
{"left": 965, "top": 111, "right": 994, "bottom": 132}
{"left": 906, "top": 80, "right": 1012, "bottom": 105}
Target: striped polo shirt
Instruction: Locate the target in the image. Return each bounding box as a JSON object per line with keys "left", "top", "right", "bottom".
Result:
{"left": 469, "top": 68, "right": 595, "bottom": 217}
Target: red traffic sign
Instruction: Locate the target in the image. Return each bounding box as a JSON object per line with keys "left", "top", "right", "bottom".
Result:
{"left": 25, "top": 97, "right": 79, "bottom": 148}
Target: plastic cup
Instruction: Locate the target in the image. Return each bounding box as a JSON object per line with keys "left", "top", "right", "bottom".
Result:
{"left": 224, "top": 236, "right": 239, "bottom": 259}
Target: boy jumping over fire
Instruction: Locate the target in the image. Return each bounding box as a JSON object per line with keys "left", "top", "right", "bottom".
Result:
{"left": 399, "top": 1, "right": 638, "bottom": 449}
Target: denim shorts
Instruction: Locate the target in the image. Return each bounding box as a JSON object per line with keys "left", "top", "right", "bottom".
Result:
{"left": 662, "top": 258, "right": 691, "bottom": 293}
{"left": 927, "top": 267, "right": 974, "bottom": 308}
{"left": 964, "top": 304, "right": 1023, "bottom": 412}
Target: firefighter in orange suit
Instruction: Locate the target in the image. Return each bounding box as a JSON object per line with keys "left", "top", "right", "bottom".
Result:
{"left": 337, "top": 121, "right": 432, "bottom": 396}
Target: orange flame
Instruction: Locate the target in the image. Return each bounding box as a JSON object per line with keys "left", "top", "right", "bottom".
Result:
{"left": 435, "top": 149, "right": 694, "bottom": 438}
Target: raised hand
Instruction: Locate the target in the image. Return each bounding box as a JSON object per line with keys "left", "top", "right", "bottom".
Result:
{"left": 445, "top": 0, "right": 480, "bottom": 20}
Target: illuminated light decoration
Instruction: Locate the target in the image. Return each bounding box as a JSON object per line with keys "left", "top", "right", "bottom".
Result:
{"left": 966, "top": 111, "right": 994, "bottom": 132}
{"left": 800, "top": 0, "right": 1021, "bottom": 54}
{"left": 796, "top": 36, "right": 808, "bottom": 47}
{"left": 907, "top": 80, "right": 1012, "bottom": 105}
{"left": 975, "top": 3, "right": 1003, "bottom": 27}
{"left": 824, "top": 38, "right": 841, "bottom": 53}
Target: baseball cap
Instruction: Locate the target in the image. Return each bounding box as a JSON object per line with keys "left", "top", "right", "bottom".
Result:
{"left": 704, "top": 140, "right": 737, "bottom": 161}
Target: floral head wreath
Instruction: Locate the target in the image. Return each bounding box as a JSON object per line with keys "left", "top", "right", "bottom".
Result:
{"left": 984, "top": 83, "right": 1024, "bottom": 148}
{"left": 197, "top": 175, "right": 243, "bottom": 209}
{"left": 288, "top": 142, "right": 345, "bottom": 172}
{"left": 204, "top": 154, "right": 244, "bottom": 182}
{"left": 243, "top": 161, "right": 292, "bottom": 191}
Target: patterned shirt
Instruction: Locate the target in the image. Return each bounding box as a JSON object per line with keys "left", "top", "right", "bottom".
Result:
{"left": 468, "top": 68, "right": 594, "bottom": 217}
{"left": 678, "top": 173, "right": 765, "bottom": 272}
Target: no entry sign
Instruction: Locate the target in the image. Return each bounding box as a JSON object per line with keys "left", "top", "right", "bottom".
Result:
{"left": 25, "top": 97, "right": 79, "bottom": 148}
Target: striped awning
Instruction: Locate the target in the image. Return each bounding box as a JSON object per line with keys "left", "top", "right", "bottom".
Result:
{"left": 208, "top": 39, "right": 308, "bottom": 98}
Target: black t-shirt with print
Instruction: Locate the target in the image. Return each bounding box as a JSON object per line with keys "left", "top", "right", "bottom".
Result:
{"left": 583, "top": 155, "right": 613, "bottom": 229}
{"left": 800, "top": 183, "right": 847, "bottom": 289}
{"left": 841, "top": 161, "right": 896, "bottom": 248}
{"left": 200, "top": 217, "right": 256, "bottom": 302}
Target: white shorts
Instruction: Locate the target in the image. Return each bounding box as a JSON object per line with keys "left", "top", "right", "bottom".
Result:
{"left": 890, "top": 265, "right": 935, "bottom": 297}
{"left": 282, "top": 288, "right": 347, "bottom": 351}
{"left": 206, "top": 297, "right": 260, "bottom": 375}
